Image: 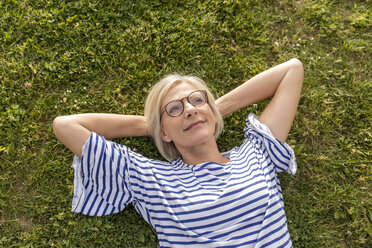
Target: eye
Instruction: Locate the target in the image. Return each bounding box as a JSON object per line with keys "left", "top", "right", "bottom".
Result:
{"left": 194, "top": 97, "right": 204, "bottom": 102}
{"left": 190, "top": 93, "right": 205, "bottom": 106}
{"left": 167, "top": 102, "right": 183, "bottom": 115}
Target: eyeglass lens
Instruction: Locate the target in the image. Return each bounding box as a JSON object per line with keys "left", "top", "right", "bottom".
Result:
{"left": 165, "top": 91, "right": 206, "bottom": 117}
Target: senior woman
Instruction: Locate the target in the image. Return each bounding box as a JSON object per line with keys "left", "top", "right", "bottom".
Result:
{"left": 53, "top": 58, "right": 303, "bottom": 247}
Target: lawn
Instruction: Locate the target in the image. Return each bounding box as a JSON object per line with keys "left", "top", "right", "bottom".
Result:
{"left": 0, "top": 0, "right": 371, "bottom": 247}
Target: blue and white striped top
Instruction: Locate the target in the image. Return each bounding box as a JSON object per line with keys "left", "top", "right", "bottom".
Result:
{"left": 72, "top": 113, "right": 297, "bottom": 247}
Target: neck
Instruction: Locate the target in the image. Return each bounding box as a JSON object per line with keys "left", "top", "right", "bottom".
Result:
{"left": 176, "top": 137, "right": 229, "bottom": 165}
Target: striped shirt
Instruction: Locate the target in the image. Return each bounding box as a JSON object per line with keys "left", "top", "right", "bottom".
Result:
{"left": 72, "top": 113, "right": 297, "bottom": 247}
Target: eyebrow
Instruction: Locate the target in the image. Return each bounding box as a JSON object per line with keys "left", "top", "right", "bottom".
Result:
{"left": 164, "top": 91, "right": 195, "bottom": 104}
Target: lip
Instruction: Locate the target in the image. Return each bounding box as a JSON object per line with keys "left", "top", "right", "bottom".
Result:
{"left": 184, "top": 120, "right": 205, "bottom": 131}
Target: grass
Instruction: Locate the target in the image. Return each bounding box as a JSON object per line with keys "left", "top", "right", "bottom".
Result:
{"left": 0, "top": 0, "right": 371, "bottom": 247}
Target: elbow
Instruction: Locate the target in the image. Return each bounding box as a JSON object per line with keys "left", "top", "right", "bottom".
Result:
{"left": 53, "top": 116, "right": 63, "bottom": 138}
{"left": 290, "top": 58, "right": 303, "bottom": 71}
{"left": 290, "top": 58, "right": 304, "bottom": 84}
{"left": 53, "top": 116, "right": 69, "bottom": 137}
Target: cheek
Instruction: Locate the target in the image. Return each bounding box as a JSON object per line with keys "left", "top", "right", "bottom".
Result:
{"left": 211, "top": 117, "right": 217, "bottom": 134}
{"left": 162, "top": 116, "right": 182, "bottom": 135}
{"left": 204, "top": 108, "right": 216, "bottom": 133}
{"left": 206, "top": 107, "right": 216, "bottom": 123}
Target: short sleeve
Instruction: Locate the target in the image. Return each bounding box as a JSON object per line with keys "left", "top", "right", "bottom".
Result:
{"left": 244, "top": 113, "right": 297, "bottom": 175}
{"left": 72, "top": 132, "right": 134, "bottom": 216}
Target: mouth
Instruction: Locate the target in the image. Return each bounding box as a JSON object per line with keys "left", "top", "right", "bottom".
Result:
{"left": 184, "top": 120, "right": 206, "bottom": 131}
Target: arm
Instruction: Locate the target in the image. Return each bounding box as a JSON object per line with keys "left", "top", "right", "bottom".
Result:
{"left": 53, "top": 114, "right": 148, "bottom": 158}
{"left": 215, "top": 58, "right": 304, "bottom": 143}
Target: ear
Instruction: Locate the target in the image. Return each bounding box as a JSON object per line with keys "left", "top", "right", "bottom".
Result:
{"left": 161, "top": 129, "right": 172, "bottom": 142}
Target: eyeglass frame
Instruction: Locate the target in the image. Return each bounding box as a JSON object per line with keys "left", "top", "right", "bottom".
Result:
{"left": 160, "top": 90, "right": 208, "bottom": 118}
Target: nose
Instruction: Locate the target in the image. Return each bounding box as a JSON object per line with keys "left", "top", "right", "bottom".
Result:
{"left": 182, "top": 99, "right": 197, "bottom": 118}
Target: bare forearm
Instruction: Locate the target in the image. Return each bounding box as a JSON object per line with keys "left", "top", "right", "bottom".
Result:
{"left": 216, "top": 58, "right": 303, "bottom": 143}
{"left": 60, "top": 113, "right": 148, "bottom": 139}
{"left": 216, "top": 58, "right": 301, "bottom": 117}
{"left": 53, "top": 113, "right": 148, "bottom": 157}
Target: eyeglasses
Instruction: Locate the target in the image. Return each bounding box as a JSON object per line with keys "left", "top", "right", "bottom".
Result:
{"left": 161, "top": 90, "right": 208, "bottom": 117}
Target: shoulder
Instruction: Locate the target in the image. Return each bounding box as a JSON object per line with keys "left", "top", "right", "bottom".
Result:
{"left": 83, "top": 132, "right": 153, "bottom": 163}
{"left": 244, "top": 113, "right": 273, "bottom": 139}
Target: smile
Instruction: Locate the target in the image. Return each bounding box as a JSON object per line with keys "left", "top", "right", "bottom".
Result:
{"left": 184, "top": 120, "right": 205, "bottom": 131}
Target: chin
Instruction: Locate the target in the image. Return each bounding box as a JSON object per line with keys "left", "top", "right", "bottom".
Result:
{"left": 187, "top": 132, "right": 215, "bottom": 145}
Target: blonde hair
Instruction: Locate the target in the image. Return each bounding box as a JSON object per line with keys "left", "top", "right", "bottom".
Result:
{"left": 144, "top": 74, "right": 224, "bottom": 161}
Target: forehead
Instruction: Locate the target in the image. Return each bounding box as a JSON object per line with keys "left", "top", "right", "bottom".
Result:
{"left": 162, "top": 82, "right": 199, "bottom": 105}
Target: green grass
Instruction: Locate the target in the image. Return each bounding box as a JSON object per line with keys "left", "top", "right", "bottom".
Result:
{"left": 1, "top": 0, "right": 371, "bottom": 247}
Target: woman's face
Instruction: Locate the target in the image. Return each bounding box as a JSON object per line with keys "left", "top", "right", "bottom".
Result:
{"left": 160, "top": 82, "right": 216, "bottom": 150}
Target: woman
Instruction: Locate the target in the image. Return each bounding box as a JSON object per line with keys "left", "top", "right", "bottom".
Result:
{"left": 53, "top": 58, "right": 303, "bottom": 247}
